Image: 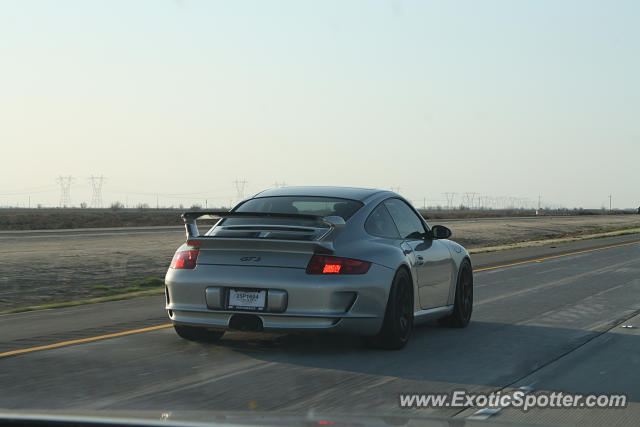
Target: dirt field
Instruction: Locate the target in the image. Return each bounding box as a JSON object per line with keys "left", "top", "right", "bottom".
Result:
{"left": 436, "top": 215, "right": 640, "bottom": 248}
{"left": 1, "top": 215, "right": 639, "bottom": 311}
{"left": 1, "top": 207, "right": 635, "bottom": 230}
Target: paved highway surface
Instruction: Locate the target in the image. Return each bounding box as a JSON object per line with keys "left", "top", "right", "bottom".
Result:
{"left": 0, "top": 234, "right": 639, "bottom": 425}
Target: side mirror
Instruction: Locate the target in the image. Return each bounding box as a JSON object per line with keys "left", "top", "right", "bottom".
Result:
{"left": 430, "top": 225, "right": 452, "bottom": 240}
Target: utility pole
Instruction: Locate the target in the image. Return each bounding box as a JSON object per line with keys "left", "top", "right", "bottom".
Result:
{"left": 609, "top": 194, "right": 612, "bottom": 213}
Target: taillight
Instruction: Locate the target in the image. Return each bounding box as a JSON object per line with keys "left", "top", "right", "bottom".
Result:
{"left": 306, "top": 255, "right": 371, "bottom": 275}
{"left": 170, "top": 249, "right": 199, "bottom": 269}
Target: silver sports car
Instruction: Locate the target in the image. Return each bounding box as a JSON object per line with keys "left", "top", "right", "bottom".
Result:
{"left": 165, "top": 186, "right": 473, "bottom": 349}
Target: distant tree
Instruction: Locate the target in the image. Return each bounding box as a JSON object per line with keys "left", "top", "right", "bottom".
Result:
{"left": 136, "top": 203, "right": 150, "bottom": 210}
{"left": 80, "top": 202, "right": 88, "bottom": 209}
{"left": 110, "top": 201, "right": 124, "bottom": 211}
{"left": 190, "top": 204, "right": 202, "bottom": 210}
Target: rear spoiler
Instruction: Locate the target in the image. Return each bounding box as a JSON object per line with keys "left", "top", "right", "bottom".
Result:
{"left": 180, "top": 211, "right": 346, "bottom": 250}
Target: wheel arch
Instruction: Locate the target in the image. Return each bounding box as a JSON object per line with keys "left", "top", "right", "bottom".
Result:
{"left": 393, "top": 263, "right": 416, "bottom": 311}
{"left": 446, "top": 254, "right": 472, "bottom": 305}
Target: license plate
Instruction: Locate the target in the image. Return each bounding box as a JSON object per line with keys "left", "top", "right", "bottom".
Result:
{"left": 228, "top": 289, "right": 266, "bottom": 311}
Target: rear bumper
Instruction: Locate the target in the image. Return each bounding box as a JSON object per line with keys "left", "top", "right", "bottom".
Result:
{"left": 165, "top": 263, "right": 394, "bottom": 335}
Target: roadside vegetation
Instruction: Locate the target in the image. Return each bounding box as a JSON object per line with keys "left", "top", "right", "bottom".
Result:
{"left": 0, "top": 208, "right": 185, "bottom": 230}
{"left": 89, "top": 277, "right": 164, "bottom": 297}
{"left": 419, "top": 207, "right": 637, "bottom": 220}
{"left": 0, "top": 277, "right": 165, "bottom": 315}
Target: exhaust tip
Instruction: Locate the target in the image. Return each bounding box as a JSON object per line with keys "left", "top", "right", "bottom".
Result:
{"left": 229, "top": 314, "right": 264, "bottom": 332}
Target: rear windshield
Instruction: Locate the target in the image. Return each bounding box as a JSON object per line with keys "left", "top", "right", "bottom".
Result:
{"left": 205, "top": 196, "right": 363, "bottom": 237}
{"left": 235, "top": 196, "right": 362, "bottom": 219}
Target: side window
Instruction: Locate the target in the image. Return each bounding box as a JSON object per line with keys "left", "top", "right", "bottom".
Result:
{"left": 365, "top": 204, "right": 401, "bottom": 239}
{"left": 384, "top": 198, "right": 426, "bottom": 239}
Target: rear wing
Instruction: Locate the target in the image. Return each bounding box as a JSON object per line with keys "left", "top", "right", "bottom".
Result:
{"left": 180, "top": 211, "right": 346, "bottom": 253}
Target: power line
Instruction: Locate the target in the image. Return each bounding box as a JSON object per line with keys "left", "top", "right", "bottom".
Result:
{"left": 0, "top": 185, "right": 58, "bottom": 196}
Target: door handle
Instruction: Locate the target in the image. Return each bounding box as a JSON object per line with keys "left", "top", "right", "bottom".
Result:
{"left": 416, "top": 255, "right": 425, "bottom": 265}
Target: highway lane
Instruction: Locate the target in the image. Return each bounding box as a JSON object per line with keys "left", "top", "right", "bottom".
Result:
{"left": 0, "top": 297, "right": 167, "bottom": 354}
{"left": 0, "top": 237, "right": 639, "bottom": 425}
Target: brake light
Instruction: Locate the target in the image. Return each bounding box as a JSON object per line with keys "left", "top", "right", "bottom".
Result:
{"left": 306, "top": 255, "right": 371, "bottom": 274}
{"left": 170, "top": 249, "right": 199, "bottom": 269}
{"left": 322, "top": 264, "right": 341, "bottom": 274}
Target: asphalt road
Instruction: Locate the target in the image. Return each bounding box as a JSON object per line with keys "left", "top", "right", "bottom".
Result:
{"left": 0, "top": 235, "right": 639, "bottom": 425}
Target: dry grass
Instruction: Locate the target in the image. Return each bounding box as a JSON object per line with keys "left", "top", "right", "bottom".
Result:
{"left": 468, "top": 227, "right": 640, "bottom": 254}
{"left": 0, "top": 208, "right": 184, "bottom": 230}
{"left": 0, "top": 288, "right": 164, "bottom": 315}
{"left": 418, "top": 208, "right": 636, "bottom": 220}
{"left": 0, "top": 276, "right": 165, "bottom": 315}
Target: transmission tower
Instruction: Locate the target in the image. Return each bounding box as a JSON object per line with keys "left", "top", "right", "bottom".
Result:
{"left": 56, "top": 176, "right": 74, "bottom": 207}
{"left": 443, "top": 192, "right": 456, "bottom": 210}
{"left": 478, "top": 195, "right": 492, "bottom": 210}
{"left": 463, "top": 192, "right": 478, "bottom": 209}
{"left": 88, "top": 175, "right": 106, "bottom": 208}
{"left": 233, "top": 179, "right": 248, "bottom": 201}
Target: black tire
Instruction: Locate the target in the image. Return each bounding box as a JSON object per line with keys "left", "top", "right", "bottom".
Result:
{"left": 370, "top": 268, "right": 414, "bottom": 350}
{"left": 174, "top": 325, "right": 225, "bottom": 342}
{"left": 439, "top": 259, "right": 473, "bottom": 328}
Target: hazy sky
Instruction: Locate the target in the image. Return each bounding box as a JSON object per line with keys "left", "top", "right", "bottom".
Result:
{"left": 1, "top": 0, "right": 639, "bottom": 209}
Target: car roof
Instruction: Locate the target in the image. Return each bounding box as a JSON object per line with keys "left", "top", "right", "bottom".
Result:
{"left": 253, "top": 186, "right": 385, "bottom": 202}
